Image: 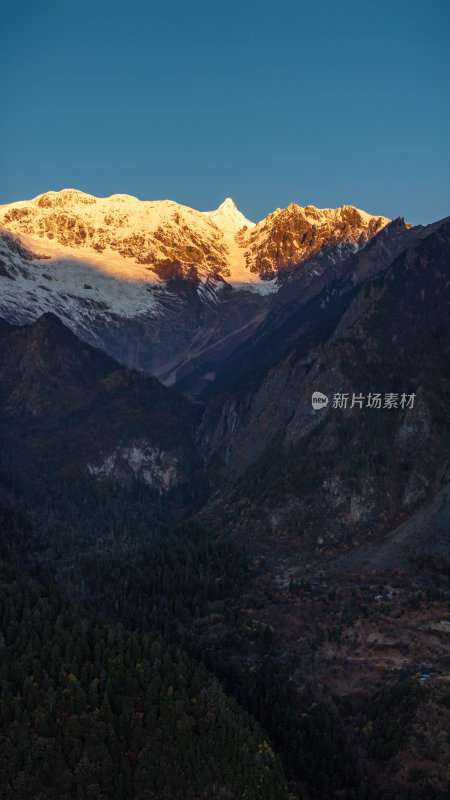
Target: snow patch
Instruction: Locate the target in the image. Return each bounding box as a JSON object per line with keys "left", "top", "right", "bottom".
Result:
{"left": 229, "top": 278, "right": 279, "bottom": 295}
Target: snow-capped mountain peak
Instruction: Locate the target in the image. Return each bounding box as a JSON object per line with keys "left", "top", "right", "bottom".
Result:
{"left": 203, "top": 198, "right": 255, "bottom": 233}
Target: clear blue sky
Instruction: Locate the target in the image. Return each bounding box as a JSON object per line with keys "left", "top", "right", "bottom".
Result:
{"left": 2, "top": 0, "right": 449, "bottom": 224}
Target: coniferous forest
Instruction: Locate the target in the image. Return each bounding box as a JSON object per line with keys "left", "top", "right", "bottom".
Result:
{"left": 1, "top": 439, "right": 449, "bottom": 800}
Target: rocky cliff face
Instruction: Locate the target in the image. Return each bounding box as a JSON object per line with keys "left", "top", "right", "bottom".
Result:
{"left": 240, "top": 203, "right": 389, "bottom": 279}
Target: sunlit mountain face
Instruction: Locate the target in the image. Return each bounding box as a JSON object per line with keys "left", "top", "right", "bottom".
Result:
{"left": 0, "top": 188, "right": 389, "bottom": 285}
{"left": 0, "top": 189, "right": 391, "bottom": 393}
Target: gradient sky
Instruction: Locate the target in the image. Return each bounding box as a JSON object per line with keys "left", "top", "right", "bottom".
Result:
{"left": 2, "top": 0, "right": 449, "bottom": 225}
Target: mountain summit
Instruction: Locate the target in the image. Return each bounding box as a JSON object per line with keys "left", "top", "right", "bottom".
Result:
{"left": 203, "top": 198, "right": 255, "bottom": 233}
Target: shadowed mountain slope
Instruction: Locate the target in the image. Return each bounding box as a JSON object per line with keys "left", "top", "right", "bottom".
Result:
{"left": 0, "top": 313, "right": 204, "bottom": 496}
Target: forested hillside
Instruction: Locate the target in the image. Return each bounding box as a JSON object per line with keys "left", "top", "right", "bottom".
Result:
{"left": 2, "top": 444, "right": 449, "bottom": 799}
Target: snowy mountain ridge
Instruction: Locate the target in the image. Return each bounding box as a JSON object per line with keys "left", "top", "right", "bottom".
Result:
{"left": 0, "top": 189, "right": 393, "bottom": 392}
{"left": 0, "top": 189, "right": 390, "bottom": 288}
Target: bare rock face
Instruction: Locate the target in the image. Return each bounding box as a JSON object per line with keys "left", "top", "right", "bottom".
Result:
{"left": 402, "top": 468, "right": 430, "bottom": 508}
{"left": 241, "top": 203, "right": 389, "bottom": 279}
{"left": 395, "top": 388, "right": 431, "bottom": 456}
{"left": 87, "top": 441, "right": 180, "bottom": 491}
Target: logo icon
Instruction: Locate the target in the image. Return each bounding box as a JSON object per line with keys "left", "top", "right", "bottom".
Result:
{"left": 312, "top": 391, "right": 329, "bottom": 410}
